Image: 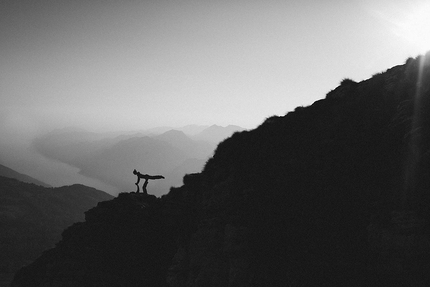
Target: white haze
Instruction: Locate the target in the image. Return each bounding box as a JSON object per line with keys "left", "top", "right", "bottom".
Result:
{"left": 1, "top": 0, "right": 429, "bottom": 194}
{"left": 0, "top": 117, "right": 121, "bottom": 194}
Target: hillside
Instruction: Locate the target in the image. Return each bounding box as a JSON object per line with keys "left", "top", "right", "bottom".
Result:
{"left": 0, "top": 177, "right": 112, "bottom": 286}
{"left": 12, "top": 53, "right": 430, "bottom": 286}
{"left": 0, "top": 164, "right": 50, "bottom": 187}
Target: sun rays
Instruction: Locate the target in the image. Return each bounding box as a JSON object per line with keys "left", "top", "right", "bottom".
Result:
{"left": 401, "top": 50, "right": 430, "bottom": 209}
{"left": 370, "top": 0, "right": 430, "bottom": 54}
{"left": 394, "top": 3, "right": 430, "bottom": 54}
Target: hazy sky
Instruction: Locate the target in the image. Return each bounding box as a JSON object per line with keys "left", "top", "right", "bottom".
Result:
{"left": 1, "top": 0, "right": 430, "bottom": 136}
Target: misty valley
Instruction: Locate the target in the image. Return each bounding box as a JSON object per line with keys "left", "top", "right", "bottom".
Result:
{"left": 33, "top": 125, "right": 244, "bottom": 197}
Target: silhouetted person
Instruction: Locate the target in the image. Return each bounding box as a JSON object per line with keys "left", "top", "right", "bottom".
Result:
{"left": 133, "top": 169, "right": 164, "bottom": 195}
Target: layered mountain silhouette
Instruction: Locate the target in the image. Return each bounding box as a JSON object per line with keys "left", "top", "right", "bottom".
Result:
{"left": 0, "top": 175, "right": 112, "bottom": 286}
{"left": 33, "top": 125, "right": 243, "bottom": 196}
{"left": 0, "top": 164, "right": 51, "bottom": 187}
{"left": 12, "top": 53, "right": 430, "bottom": 286}
{"left": 192, "top": 124, "right": 245, "bottom": 143}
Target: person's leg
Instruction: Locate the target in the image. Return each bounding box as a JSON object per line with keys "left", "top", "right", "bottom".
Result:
{"left": 142, "top": 179, "right": 149, "bottom": 195}
{"left": 135, "top": 177, "right": 140, "bottom": 193}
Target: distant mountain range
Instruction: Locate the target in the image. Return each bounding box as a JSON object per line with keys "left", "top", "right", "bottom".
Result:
{"left": 32, "top": 125, "right": 245, "bottom": 196}
{"left": 191, "top": 124, "right": 244, "bottom": 143}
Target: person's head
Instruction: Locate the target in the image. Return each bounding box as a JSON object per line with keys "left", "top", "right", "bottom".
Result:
{"left": 133, "top": 169, "right": 137, "bottom": 175}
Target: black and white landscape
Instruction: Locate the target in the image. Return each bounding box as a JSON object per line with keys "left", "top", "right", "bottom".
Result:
{"left": 2, "top": 0, "right": 430, "bottom": 286}
{"left": 10, "top": 54, "right": 430, "bottom": 286}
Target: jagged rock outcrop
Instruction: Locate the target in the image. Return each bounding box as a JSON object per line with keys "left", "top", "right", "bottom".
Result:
{"left": 12, "top": 193, "right": 185, "bottom": 286}
{"left": 12, "top": 52, "right": 430, "bottom": 286}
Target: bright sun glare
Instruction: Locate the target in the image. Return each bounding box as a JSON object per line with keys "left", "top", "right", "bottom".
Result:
{"left": 395, "top": 3, "right": 430, "bottom": 53}
{"left": 374, "top": 1, "right": 430, "bottom": 54}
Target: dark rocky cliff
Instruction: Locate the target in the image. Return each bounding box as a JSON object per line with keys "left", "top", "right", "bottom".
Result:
{"left": 12, "top": 53, "right": 430, "bottom": 286}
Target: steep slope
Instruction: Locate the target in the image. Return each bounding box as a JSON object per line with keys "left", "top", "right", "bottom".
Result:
{"left": 12, "top": 53, "right": 430, "bottom": 286}
{"left": 0, "top": 164, "right": 51, "bottom": 187}
{"left": 151, "top": 130, "right": 214, "bottom": 191}
{"left": 0, "top": 177, "right": 112, "bottom": 286}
